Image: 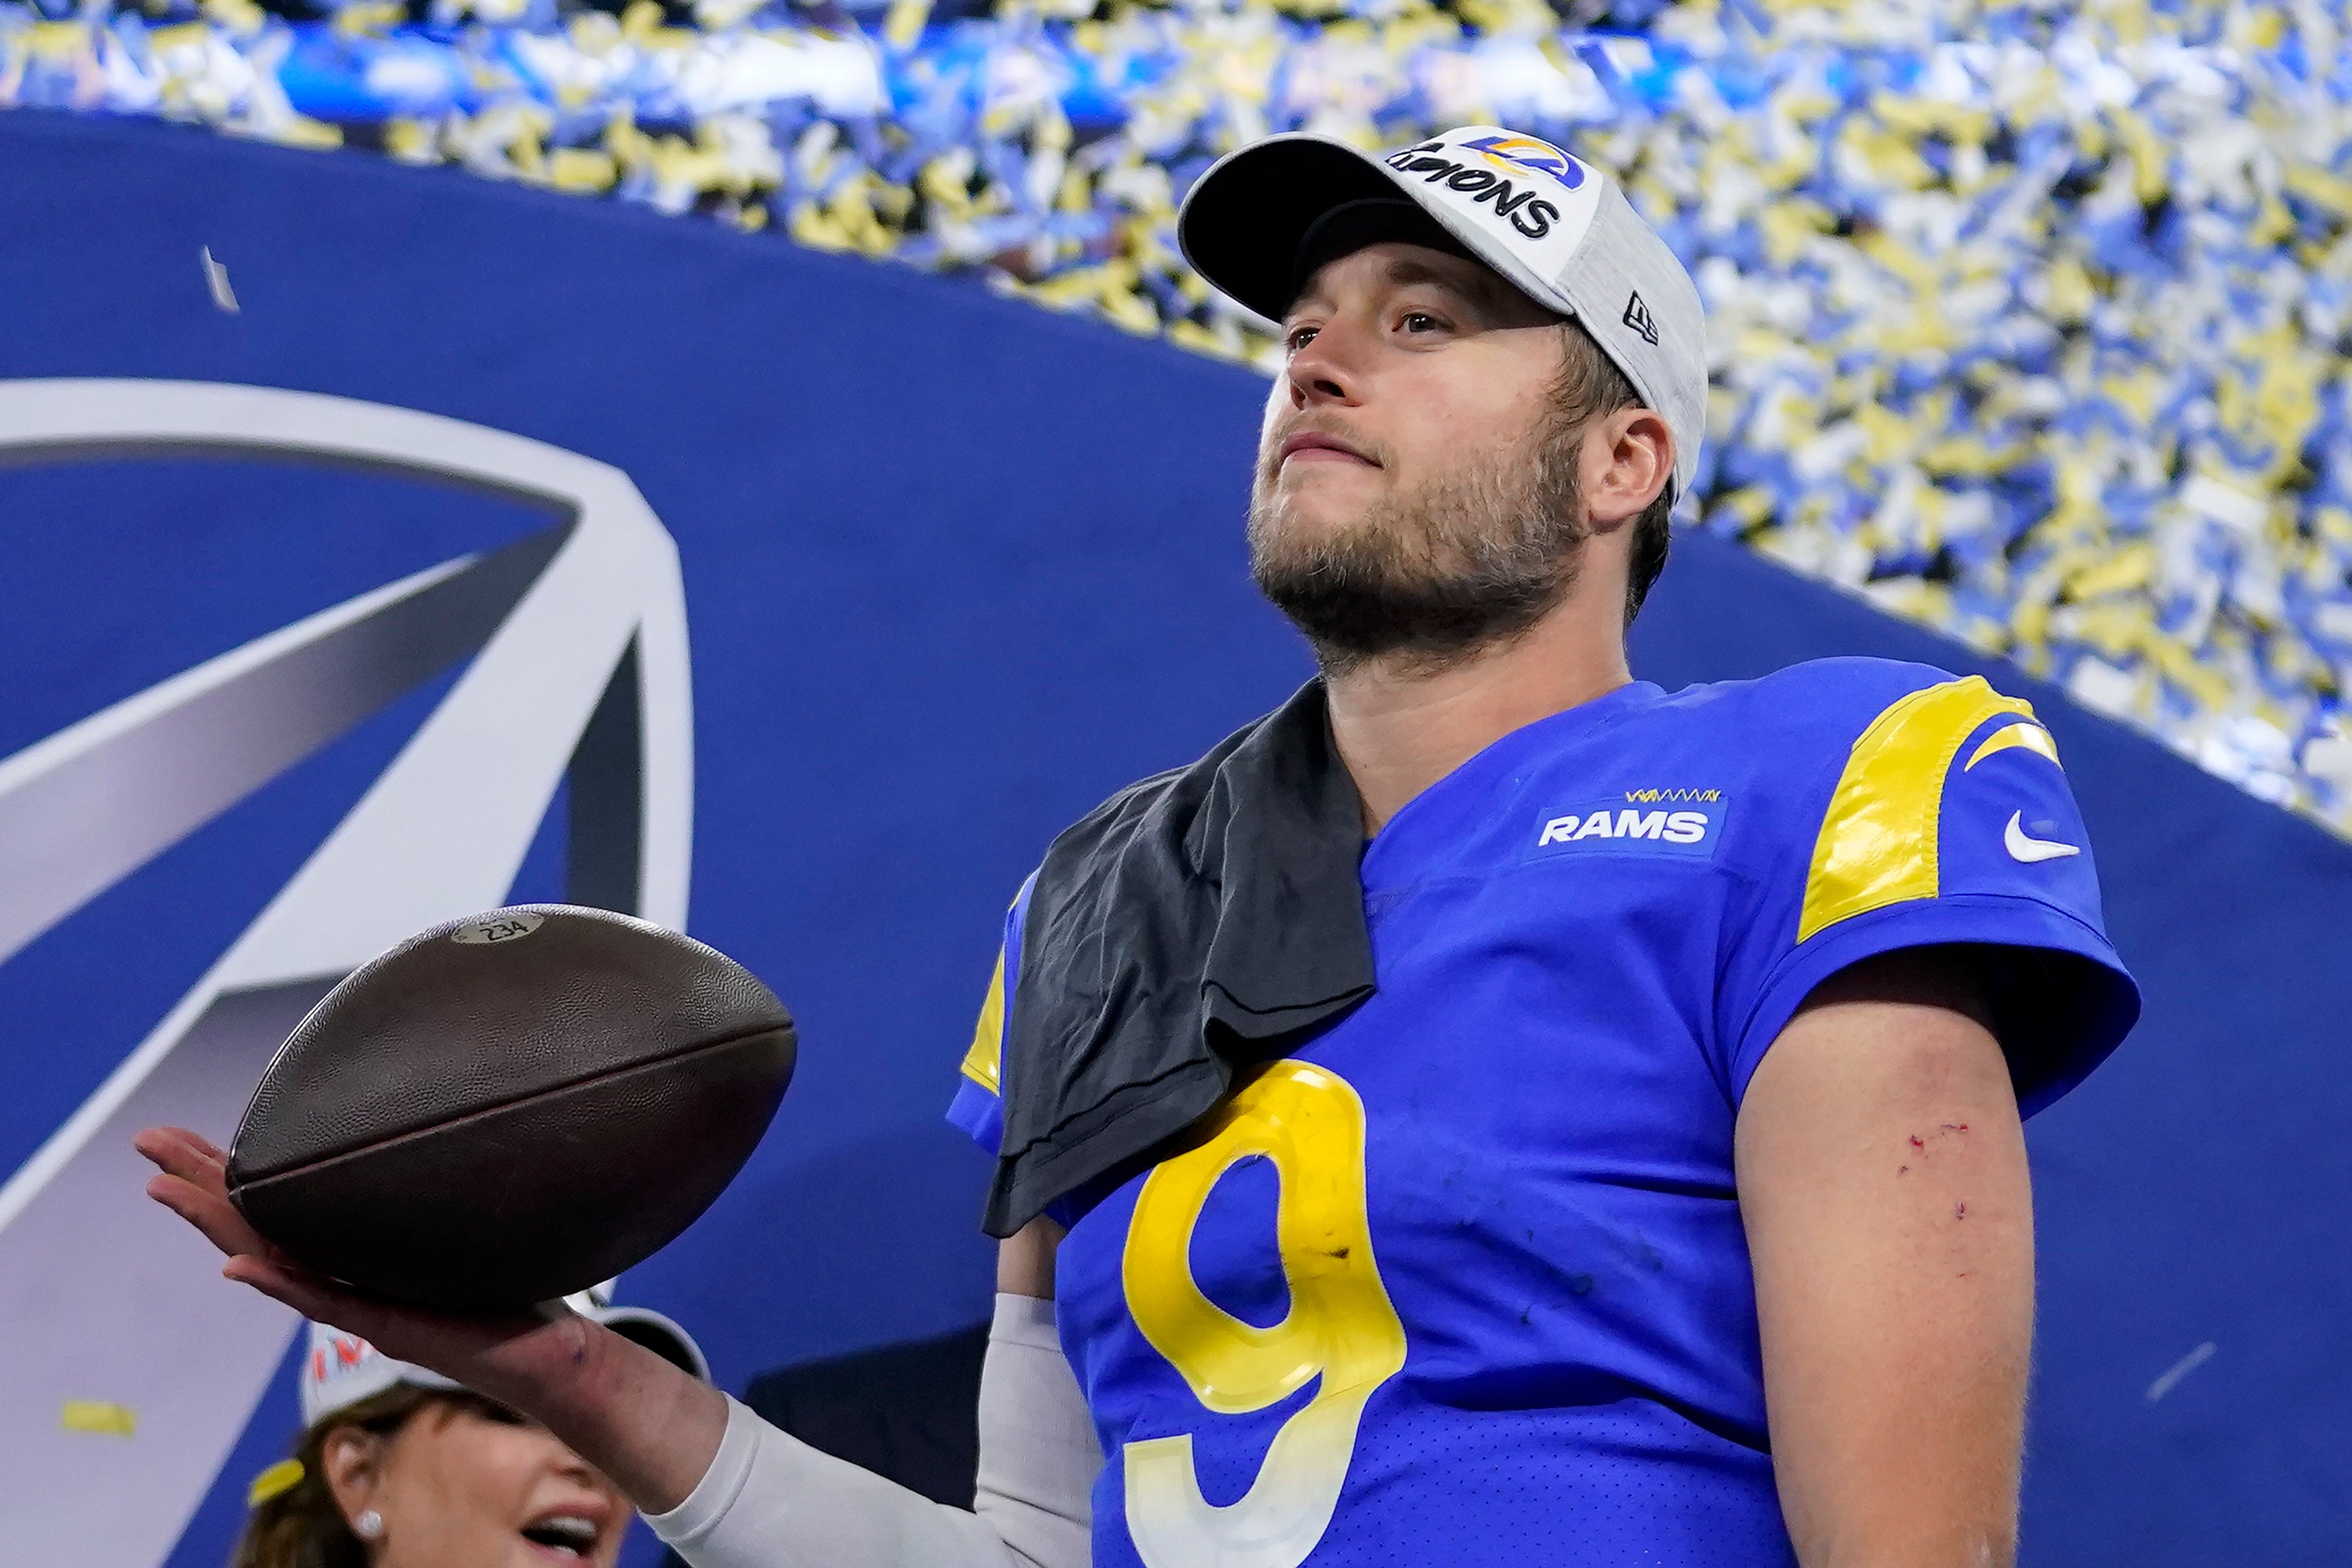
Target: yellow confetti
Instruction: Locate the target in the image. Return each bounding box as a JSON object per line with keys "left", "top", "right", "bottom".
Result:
{"left": 60, "top": 1401, "right": 136, "bottom": 1436}
{"left": 196, "top": 0, "right": 266, "bottom": 35}
{"left": 882, "top": 0, "right": 932, "bottom": 52}
{"left": 332, "top": 1, "right": 404, "bottom": 37}
{"left": 24, "top": 20, "right": 90, "bottom": 60}
{"left": 548, "top": 147, "right": 619, "bottom": 193}
{"left": 248, "top": 1459, "right": 306, "bottom": 1508}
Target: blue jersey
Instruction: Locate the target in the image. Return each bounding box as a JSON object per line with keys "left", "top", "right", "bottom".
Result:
{"left": 949, "top": 659, "right": 2138, "bottom": 1568}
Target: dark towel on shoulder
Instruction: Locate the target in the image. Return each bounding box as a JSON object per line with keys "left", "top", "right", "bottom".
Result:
{"left": 980, "top": 680, "right": 1376, "bottom": 1239}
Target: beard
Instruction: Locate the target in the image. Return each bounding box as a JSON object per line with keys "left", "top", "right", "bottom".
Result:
{"left": 1247, "top": 405, "right": 1587, "bottom": 676}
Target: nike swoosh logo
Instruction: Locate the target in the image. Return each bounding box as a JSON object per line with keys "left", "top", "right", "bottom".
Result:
{"left": 2005, "top": 811, "right": 2081, "bottom": 862}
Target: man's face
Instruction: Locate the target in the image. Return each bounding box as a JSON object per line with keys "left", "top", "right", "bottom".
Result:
{"left": 1249, "top": 240, "right": 1585, "bottom": 670}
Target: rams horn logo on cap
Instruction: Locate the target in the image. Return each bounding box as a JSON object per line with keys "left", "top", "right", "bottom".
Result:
{"left": 1459, "top": 134, "right": 1587, "bottom": 193}
{"left": 1381, "top": 136, "right": 1567, "bottom": 241}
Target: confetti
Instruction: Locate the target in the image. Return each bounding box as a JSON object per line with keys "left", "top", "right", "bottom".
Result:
{"left": 5, "top": 0, "right": 2350, "bottom": 835}
{"left": 58, "top": 1399, "right": 136, "bottom": 1436}
{"left": 201, "top": 245, "right": 239, "bottom": 313}
{"left": 247, "top": 1457, "right": 306, "bottom": 1506}
{"left": 2145, "top": 1340, "right": 2217, "bottom": 1403}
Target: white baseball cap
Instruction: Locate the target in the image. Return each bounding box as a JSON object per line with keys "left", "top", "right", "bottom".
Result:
{"left": 1177, "top": 125, "right": 1708, "bottom": 503}
{"left": 299, "top": 1284, "right": 710, "bottom": 1428}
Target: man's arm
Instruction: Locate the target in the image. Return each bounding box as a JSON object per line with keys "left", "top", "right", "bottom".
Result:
{"left": 136, "top": 1124, "right": 731, "bottom": 1509}
{"left": 136, "top": 1127, "right": 1087, "bottom": 1563}
{"left": 1735, "top": 947, "right": 2034, "bottom": 1568}
{"left": 998, "top": 1214, "right": 1060, "bottom": 1298}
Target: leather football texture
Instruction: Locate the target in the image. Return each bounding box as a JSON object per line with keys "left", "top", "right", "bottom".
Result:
{"left": 227, "top": 905, "right": 796, "bottom": 1309}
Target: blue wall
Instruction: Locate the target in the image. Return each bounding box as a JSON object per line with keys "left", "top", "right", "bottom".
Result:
{"left": 1, "top": 107, "right": 2344, "bottom": 1566}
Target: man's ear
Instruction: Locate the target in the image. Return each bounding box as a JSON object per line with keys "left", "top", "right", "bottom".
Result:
{"left": 320, "top": 1423, "right": 388, "bottom": 1533}
{"left": 1581, "top": 408, "right": 1674, "bottom": 533}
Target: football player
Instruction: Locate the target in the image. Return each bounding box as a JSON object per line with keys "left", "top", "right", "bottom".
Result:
{"left": 142, "top": 124, "right": 2137, "bottom": 1568}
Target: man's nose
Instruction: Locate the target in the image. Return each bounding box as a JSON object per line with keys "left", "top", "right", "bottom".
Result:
{"left": 1284, "top": 321, "right": 1369, "bottom": 410}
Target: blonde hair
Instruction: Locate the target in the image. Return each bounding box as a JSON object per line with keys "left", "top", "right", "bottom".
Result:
{"left": 230, "top": 1385, "right": 441, "bottom": 1568}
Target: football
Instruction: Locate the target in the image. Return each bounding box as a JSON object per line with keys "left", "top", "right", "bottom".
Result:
{"left": 226, "top": 906, "right": 795, "bottom": 1309}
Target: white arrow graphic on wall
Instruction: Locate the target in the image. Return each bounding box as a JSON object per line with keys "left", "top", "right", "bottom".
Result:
{"left": 0, "top": 379, "right": 694, "bottom": 1568}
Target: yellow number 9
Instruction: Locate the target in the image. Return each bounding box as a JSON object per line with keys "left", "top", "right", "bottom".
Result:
{"left": 1120, "top": 1059, "right": 1406, "bottom": 1568}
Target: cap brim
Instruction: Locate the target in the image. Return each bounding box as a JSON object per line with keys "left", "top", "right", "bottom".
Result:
{"left": 1177, "top": 136, "right": 1411, "bottom": 324}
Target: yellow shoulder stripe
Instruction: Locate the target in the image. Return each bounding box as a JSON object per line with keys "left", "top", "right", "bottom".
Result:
{"left": 959, "top": 947, "right": 1007, "bottom": 1094}
{"left": 1798, "top": 677, "right": 2037, "bottom": 943}
{"left": 1965, "top": 720, "right": 2060, "bottom": 771}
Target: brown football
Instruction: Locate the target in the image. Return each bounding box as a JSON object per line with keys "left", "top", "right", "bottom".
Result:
{"left": 226, "top": 905, "right": 795, "bottom": 1309}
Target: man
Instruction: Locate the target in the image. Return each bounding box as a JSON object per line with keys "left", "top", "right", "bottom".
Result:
{"left": 141, "top": 124, "right": 2139, "bottom": 1568}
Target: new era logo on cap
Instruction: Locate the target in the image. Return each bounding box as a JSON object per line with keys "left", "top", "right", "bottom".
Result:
{"left": 1623, "top": 292, "right": 1659, "bottom": 346}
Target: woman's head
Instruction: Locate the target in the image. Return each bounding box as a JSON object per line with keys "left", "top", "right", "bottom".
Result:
{"left": 234, "top": 1386, "right": 626, "bottom": 1568}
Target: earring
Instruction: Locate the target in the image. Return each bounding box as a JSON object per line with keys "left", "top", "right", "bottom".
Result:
{"left": 354, "top": 1509, "right": 385, "bottom": 1541}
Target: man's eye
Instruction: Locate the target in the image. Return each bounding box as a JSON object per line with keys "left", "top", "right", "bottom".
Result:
{"left": 1285, "top": 325, "right": 1319, "bottom": 352}
{"left": 1399, "top": 311, "right": 1445, "bottom": 333}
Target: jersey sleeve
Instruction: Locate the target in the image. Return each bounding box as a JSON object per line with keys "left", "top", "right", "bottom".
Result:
{"left": 1719, "top": 672, "right": 2141, "bottom": 1116}
{"left": 945, "top": 873, "right": 1036, "bottom": 1159}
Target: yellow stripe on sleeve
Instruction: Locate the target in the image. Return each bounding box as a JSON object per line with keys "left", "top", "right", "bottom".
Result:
{"left": 1965, "top": 720, "right": 2060, "bottom": 771}
{"left": 1797, "top": 677, "right": 2037, "bottom": 942}
{"left": 959, "top": 948, "right": 1007, "bottom": 1094}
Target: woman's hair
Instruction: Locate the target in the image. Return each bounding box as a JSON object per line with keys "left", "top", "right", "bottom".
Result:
{"left": 230, "top": 1384, "right": 441, "bottom": 1568}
